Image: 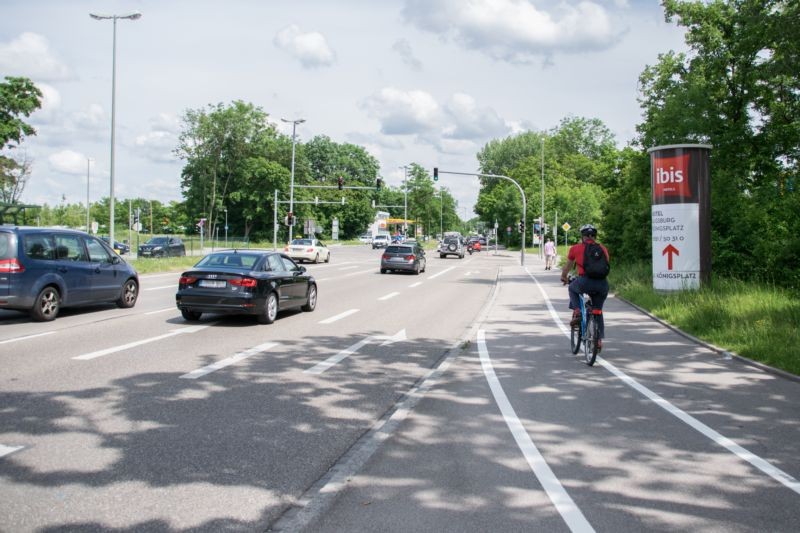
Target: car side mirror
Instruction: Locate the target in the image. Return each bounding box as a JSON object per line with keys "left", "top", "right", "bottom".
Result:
{"left": 111, "top": 256, "right": 121, "bottom": 265}
{"left": 298, "top": 266, "right": 307, "bottom": 273}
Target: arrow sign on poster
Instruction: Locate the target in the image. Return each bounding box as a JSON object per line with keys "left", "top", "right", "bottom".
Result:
{"left": 662, "top": 244, "right": 679, "bottom": 270}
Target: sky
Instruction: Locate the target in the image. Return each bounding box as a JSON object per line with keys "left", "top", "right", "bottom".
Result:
{"left": 1, "top": 0, "right": 687, "bottom": 222}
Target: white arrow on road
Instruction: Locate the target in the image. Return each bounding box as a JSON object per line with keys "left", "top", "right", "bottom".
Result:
{"left": 304, "top": 329, "right": 407, "bottom": 375}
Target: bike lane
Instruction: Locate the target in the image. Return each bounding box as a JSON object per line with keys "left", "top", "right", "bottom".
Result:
{"left": 278, "top": 260, "right": 800, "bottom": 532}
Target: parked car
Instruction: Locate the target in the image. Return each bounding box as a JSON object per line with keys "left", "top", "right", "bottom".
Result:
{"left": 438, "top": 235, "right": 465, "bottom": 259}
{"left": 284, "top": 238, "right": 330, "bottom": 263}
{"left": 100, "top": 236, "right": 130, "bottom": 254}
{"left": 175, "top": 250, "right": 316, "bottom": 324}
{"left": 358, "top": 233, "right": 373, "bottom": 244}
{"left": 138, "top": 236, "right": 186, "bottom": 257}
{"left": 380, "top": 243, "right": 426, "bottom": 274}
{"left": 0, "top": 227, "right": 139, "bottom": 321}
{"left": 371, "top": 234, "right": 390, "bottom": 249}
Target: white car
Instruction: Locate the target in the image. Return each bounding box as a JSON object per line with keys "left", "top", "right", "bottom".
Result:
{"left": 371, "top": 234, "right": 390, "bottom": 249}
{"left": 358, "top": 233, "right": 373, "bottom": 244}
{"left": 284, "top": 238, "right": 331, "bottom": 263}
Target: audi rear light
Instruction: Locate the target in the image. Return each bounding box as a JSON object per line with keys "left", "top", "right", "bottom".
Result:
{"left": 404, "top": 255, "right": 415, "bottom": 261}
{"left": 0, "top": 258, "right": 24, "bottom": 273}
{"left": 229, "top": 277, "right": 257, "bottom": 288}
{"left": 179, "top": 275, "right": 197, "bottom": 285}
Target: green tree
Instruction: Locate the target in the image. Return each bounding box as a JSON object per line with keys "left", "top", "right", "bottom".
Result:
{"left": 1, "top": 77, "right": 42, "bottom": 203}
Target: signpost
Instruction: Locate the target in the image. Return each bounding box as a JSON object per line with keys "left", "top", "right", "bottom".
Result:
{"left": 332, "top": 217, "right": 339, "bottom": 241}
{"left": 648, "top": 144, "right": 712, "bottom": 290}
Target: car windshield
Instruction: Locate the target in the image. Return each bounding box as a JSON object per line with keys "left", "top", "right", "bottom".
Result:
{"left": 146, "top": 237, "right": 169, "bottom": 245}
{"left": 291, "top": 239, "right": 313, "bottom": 245}
{"left": 194, "top": 253, "right": 260, "bottom": 269}
{"left": 385, "top": 245, "right": 412, "bottom": 254}
{"left": 375, "top": 235, "right": 388, "bottom": 240}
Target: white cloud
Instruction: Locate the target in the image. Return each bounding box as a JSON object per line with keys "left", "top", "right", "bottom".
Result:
{"left": 133, "top": 113, "right": 181, "bottom": 163}
{"left": 29, "top": 83, "right": 62, "bottom": 124}
{"left": 361, "top": 88, "right": 441, "bottom": 135}
{"left": 392, "top": 39, "right": 422, "bottom": 71}
{"left": 401, "top": 0, "right": 621, "bottom": 63}
{"left": 48, "top": 149, "right": 88, "bottom": 175}
{"left": 0, "top": 33, "right": 72, "bottom": 81}
{"left": 274, "top": 25, "right": 336, "bottom": 68}
{"left": 442, "top": 93, "right": 510, "bottom": 140}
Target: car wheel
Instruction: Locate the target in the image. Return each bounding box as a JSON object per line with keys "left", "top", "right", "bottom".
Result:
{"left": 181, "top": 248, "right": 186, "bottom": 257}
{"left": 439, "top": 254, "right": 445, "bottom": 259}
{"left": 421, "top": 261, "right": 426, "bottom": 273}
{"left": 380, "top": 268, "right": 387, "bottom": 274}
{"left": 31, "top": 286, "right": 60, "bottom": 321}
{"left": 448, "top": 243, "right": 457, "bottom": 252}
{"left": 181, "top": 309, "right": 202, "bottom": 321}
{"left": 116, "top": 278, "right": 138, "bottom": 308}
{"left": 301, "top": 284, "right": 317, "bottom": 312}
{"left": 414, "top": 264, "right": 420, "bottom": 275}
{"left": 314, "top": 253, "right": 320, "bottom": 264}
{"left": 325, "top": 252, "right": 330, "bottom": 263}
{"left": 257, "top": 292, "right": 278, "bottom": 324}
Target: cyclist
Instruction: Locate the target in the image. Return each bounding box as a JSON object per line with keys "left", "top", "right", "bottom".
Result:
{"left": 560, "top": 224, "right": 610, "bottom": 350}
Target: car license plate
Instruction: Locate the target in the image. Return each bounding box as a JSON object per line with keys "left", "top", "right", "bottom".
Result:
{"left": 198, "top": 280, "right": 226, "bottom": 288}
{"left": 390, "top": 257, "right": 405, "bottom": 262}
{"left": 142, "top": 251, "right": 151, "bottom": 255}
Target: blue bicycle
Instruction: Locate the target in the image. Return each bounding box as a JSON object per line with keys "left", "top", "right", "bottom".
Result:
{"left": 568, "top": 278, "right": 602, "bottom": 366}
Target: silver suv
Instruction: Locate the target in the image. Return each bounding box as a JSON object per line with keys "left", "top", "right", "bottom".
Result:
{"left": 438, "top": 235, "right": 464, "bottom": 259}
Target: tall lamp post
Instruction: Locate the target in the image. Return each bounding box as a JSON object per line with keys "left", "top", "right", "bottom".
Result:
{"left": 224, "top": 208, "right": 228, "bottom": 247}
{"left": 281, "top": 118, "right": 305, "bottom": 242}
{"left": 399, "top": 165, "right": 410, "bottom": 236}
{"left": 85, "top": 158, "right": 93, "bottom": 232}
{"left": 540, "top": 135, "right": 545, "bottom": 258}
{"left": 90, "top": 11, "right": 141, "bottom": 246}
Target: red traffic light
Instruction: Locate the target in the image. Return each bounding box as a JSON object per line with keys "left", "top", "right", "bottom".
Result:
{"left": 337, "top": 176, "right": 344, "bottom": 190}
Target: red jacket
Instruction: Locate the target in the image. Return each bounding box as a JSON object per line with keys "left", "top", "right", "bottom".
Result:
{"left": 567, "top": 239, "right": 609, "bottom": 276}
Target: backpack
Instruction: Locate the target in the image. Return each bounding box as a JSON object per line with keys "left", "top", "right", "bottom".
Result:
{"left": 583, "top": 242, "right": 610, "bottom": 279}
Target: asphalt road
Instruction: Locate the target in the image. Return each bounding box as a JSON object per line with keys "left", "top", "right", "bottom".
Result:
{"left": 1, "top": 246, "right": 798, "bottom": 532}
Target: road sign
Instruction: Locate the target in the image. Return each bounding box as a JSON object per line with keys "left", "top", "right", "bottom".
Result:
{"left": 562, "top": 222, "right": 571, "bottom": 232}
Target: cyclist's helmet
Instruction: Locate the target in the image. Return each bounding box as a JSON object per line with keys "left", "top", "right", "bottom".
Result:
{"left": 580, "top": 223, "right": 597, "bottom": 237}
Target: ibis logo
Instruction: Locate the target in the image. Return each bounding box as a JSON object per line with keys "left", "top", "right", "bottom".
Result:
{"left": 654, "top": 154, "right": 691, "bottom": 199}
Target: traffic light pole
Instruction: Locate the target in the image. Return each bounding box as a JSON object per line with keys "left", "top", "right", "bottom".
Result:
{"left": 435, "top": 169, "right": 527, "bottom": 266}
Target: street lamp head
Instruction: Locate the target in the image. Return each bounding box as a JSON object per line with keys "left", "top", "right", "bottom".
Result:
{"left": 281, "top": 118, "right": 305, "bottom": 124}
{"left": 90, "top": 12, "right": 142, "bottom": 20}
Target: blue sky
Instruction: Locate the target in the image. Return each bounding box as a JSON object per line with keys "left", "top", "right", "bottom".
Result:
{"left": 1, "top": 0, "right": 686, "bottom": 218}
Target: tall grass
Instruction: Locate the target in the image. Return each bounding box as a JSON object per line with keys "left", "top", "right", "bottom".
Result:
{"left": 610, "top": 262, "right": 800, "bottom": 376}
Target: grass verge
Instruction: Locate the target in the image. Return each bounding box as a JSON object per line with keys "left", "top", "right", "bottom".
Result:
{"left": 610, "top": 262, "right": 800, "bottom": 376}
{"left": 128, "top": 256, "right": 200, "bottom": 275}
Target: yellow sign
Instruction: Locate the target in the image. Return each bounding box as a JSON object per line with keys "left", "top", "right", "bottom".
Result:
{"left": 562, "top": 223, "right": 571, "bottom": 231}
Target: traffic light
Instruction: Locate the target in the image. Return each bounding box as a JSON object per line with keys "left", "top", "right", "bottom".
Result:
{"left": 433, "top": 167, "right": 439, "bottom": 181}
{"left": 337, "top": 176, "right": 344, "bottom": 190}
{"left": 519, "top": 219, "right": 525, "bottom": 233}
{"left": 287, "top": 212, "right": 294, "bottom": 226}
{"left": 376, "top": 177, "right": 382, "bottom": 191}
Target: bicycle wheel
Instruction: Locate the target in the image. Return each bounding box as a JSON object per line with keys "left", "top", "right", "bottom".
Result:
{"left": 584, "top": 316, "right": 598, "bottom": 366}
{"left": 570, "top": 315, "right": 582, "bottom": 354}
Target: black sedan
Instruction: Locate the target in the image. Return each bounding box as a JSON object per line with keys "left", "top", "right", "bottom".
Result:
{"left": 100, "top": 236, "right": 130, "bottom": 254}
{"left": 139, "top": 236, "right": 186, "bottom": 257}
{"left": 175, "top": 250, "right": 317, "bottom": 324}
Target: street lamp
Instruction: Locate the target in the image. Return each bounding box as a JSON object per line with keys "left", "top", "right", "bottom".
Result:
{"left": 90, "top": 10, "right": 141, "bottom": 247}
{"left": 224, "top": 208, "right": 228, "bottom": 247}
{"left": 281, "top": 117, "right": 305, "bottom": 242}
{"left": 399, "top": 165, "right": 410, "bottom": 236}
{"left": 434, "top": 191, "right": 443, "bottom": 238}
{"left": 540, "top": 135, "right": 545, "bottom": 257}
{"left": 86, "top": 157, "right": 93, "bottom": 232}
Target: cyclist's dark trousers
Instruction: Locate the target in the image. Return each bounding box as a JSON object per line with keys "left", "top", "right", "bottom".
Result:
{"left": 568, "top": 276, "right": 609, "bottom": 339}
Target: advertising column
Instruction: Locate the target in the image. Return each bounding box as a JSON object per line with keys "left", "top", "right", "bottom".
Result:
{"left": 648, "top": 144, "right": 712, "bottom": 291}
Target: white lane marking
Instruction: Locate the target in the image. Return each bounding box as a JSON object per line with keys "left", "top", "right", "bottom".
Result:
{"left": 378, "top": 292, "right": 400, "bottom": 301}
{"left": 305, "top": 329, "right": 406, "bottom": 374}
{"left": 316, "top": 268, "right": 375, "bottom": 282}
{"left": 73, "top": 323, "right": 215, "bottom": 360}
{"left": 0, "top": 331, "right": 55, "bottom": 345}
{"left": 319, "top": 309, "right": 359, "bottom": 324}
{"left": 337, "top": 265, "right": 359, "bottom": 271}
{"left": 143, "top": 285, "right": 175, "bottom": 291}
{"left": 408, "top": 282, "right": 423, "bottom": 288}
{"left": 145, "top": 307, "right": 175, "bottom": 316}
{"left": 525, "top": 266, "right": 800, "bottom": 496}
{"left": 464, "top": 271, "right": 473, "bottom": 277}
{"left": 181, "top": 342, "right": 279, "bottom": 379}
{"left": 478, "top": 329, "right": 594, "bottom": 532}
{"left": 428, "top": 266, "right": 456, "bottom": 280}
{"left": 0, "top": 444, "right": 24, "bottom": 458}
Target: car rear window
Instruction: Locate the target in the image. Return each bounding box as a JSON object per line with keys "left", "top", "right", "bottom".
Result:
{"left": 386, "top": 246, "right": 412, "bottom": 254}
{"left": 195, "top": 253, "right": 260, "bottom": 268}
{"left": 0, "top": 232, "right": 16, "bottom": 260}
{"left": 291, "top": 239, "right": 313, "bottom": 245}
{"left": 444, "top": 237, "right": 459, "bottom": 244}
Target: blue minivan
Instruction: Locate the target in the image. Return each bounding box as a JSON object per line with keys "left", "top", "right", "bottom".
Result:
{"left": 0, "top": 227, "right": 139, "bottom": 321}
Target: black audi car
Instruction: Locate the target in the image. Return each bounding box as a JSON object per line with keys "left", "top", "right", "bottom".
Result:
{"left": 175, "top": 250, "right": 317, "bottom": 324}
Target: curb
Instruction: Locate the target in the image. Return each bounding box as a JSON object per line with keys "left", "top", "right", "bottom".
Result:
{"left": 614, "top": 294, "right": 800, "bottom": 384}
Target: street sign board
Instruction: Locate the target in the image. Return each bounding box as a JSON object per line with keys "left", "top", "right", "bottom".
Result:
{"left": 562, "top": 222, "right": 570, "bottom": 232}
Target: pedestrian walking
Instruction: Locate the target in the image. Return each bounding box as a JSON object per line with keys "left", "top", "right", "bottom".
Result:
{"left": 544, "top": 237, "right": 556, "bottom": 270}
